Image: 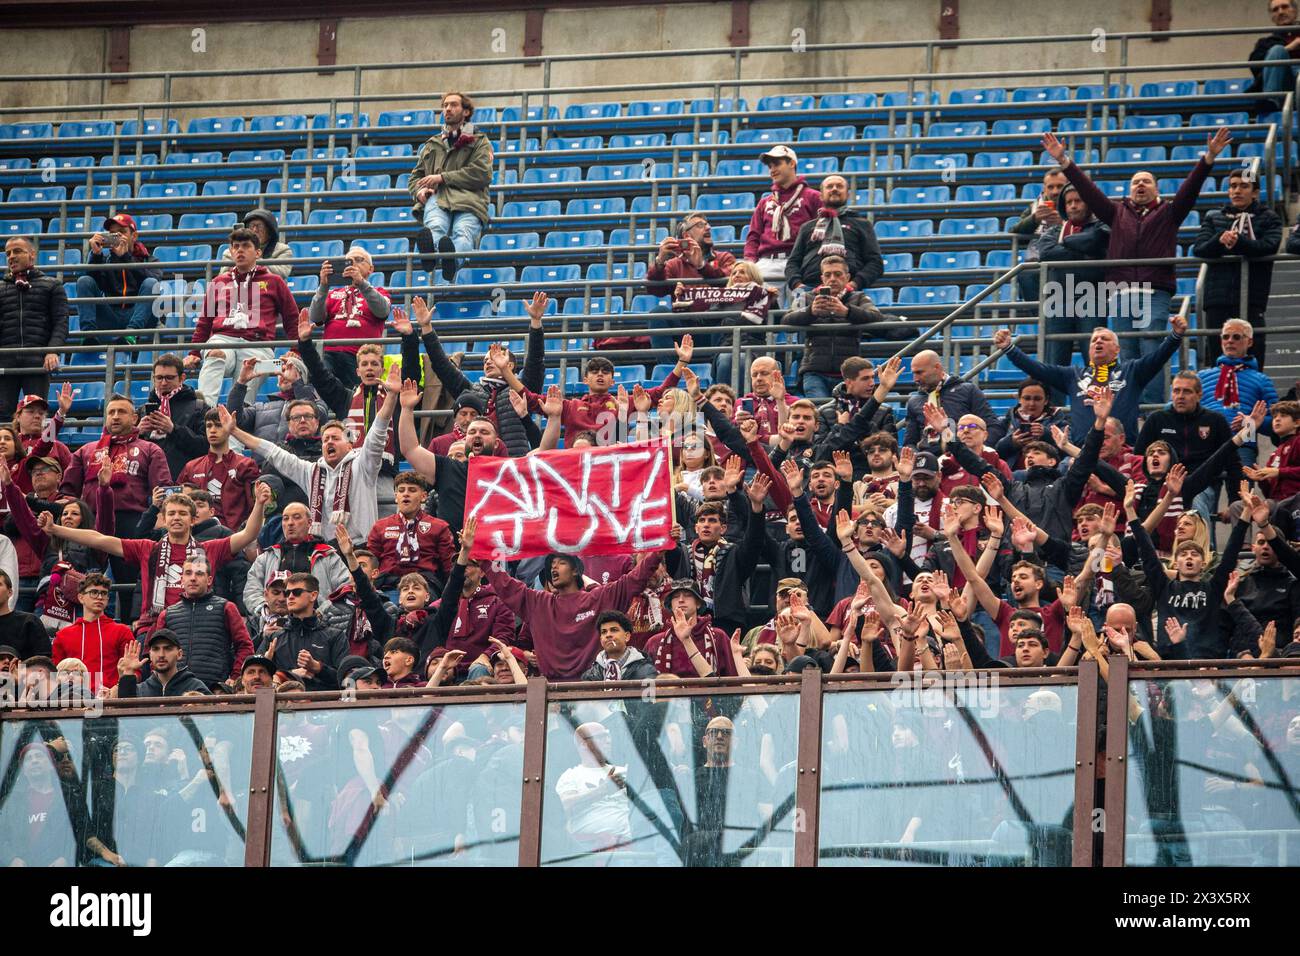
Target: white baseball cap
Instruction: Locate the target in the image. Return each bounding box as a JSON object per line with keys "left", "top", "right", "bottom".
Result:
{"left": 759, "top": 144, "right": 798, "bottom": 163}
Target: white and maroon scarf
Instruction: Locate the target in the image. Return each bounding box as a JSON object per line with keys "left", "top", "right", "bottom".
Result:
{"left": 307, "top": 457, "right": 353, "bottom": 537}
{"left": 1214, "top": 363, "right": 1241, "bottom": 407}
{"left": 652, "top": 616, "right": 721, "bottom": 675}
{"left": 149, "top": 537, "right": 204, "bottom": 612}
{"left": 328, "top": 584, "right": 374, "bottom": 657}
{"left": 764, "top": 186, "right": 807, "bottom": 243}
{"left": 395, "top": 516, "right": 421, "bottom": 564}
{"left": 690, "top": 540, "right": 724, "bottom": 605}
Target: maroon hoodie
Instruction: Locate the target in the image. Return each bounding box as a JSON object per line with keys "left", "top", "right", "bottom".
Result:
{"left": 430, "top": 578, "right": 517, "bottom": 666}
{"left": 483, "top": 552, "right": 664, "bottom": 679}
{"left": 1064, "top": 157, "right": 1212, "bottom": 294}
{"left": 59, "top": 430, "right": 171, "bottom": 515}
{"left": 744, "top": 177, "right": 823, "bottom": 260}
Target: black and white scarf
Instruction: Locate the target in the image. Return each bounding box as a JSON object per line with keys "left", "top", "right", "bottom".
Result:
{"left": 808, "top": 207, "right": 845, "bottom": 257}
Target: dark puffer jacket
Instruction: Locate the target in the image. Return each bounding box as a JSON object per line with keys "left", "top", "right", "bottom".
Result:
{"left": 0, "top": 268, "right": 69, "bottom": 361}
{"left": 154, "top": 592, "right": 254, "bottom": 687}
{"left": 140, "top": 384, "right": 209, "bottom": 480}
{"left": 784, "top": 208, "right": 885, "bottom": 291}
{"left": 785, "top": 289, "right": 906, "bottom": 378}
{"left": 266, "top": 614, "right": 349, "bottom": 690}
{"left": 1193, "top": 200, "right": 1284, "bottom": 312}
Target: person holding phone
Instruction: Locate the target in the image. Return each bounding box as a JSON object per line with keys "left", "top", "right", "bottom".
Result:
{"left": 310, "top": 245, "right": 391, "bottom": 390}
{"left": 74, "top": 213, "right": 162, "bottom": 349}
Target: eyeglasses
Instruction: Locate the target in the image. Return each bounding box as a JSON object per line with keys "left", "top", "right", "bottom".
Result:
{"left": 82, "top": 589, "right": 109, "bottom": 598}
{"left": 288, "top": 413, "right": 317, "bottom": 422}
{"left": 956, "top": 423, "right": 983, "bottom": 432}
{"left": 706, "top": 728, "right": 733, "bottom": 738}
{"left": 860, "top": 518, "right": 885, "bottom": 529}
{"left": 285, "top": 587, "right": 310, "bottom": 597}
{"left": 1220, "top": 333, "right": 1247, "bottom": 341}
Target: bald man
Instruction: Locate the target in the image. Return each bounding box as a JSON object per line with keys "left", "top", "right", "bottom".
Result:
{"left": 242, "top": 501, "right": 351, "bottom": 616}
{"left": 554, "top": 721, "right": 631, "bottom": 851}
{"left": 903, "top": 350, "right": 1003, "bottom": 449}
{"left": 785, "top": 175, "right": 884, "bottom": 292}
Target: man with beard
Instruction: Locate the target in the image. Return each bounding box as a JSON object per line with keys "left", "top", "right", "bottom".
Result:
{"left": 243, "top": 501, "right": 351, "bottom": 618}
{"left": 1234, "top": 516, "right": 1300, "bottom": 652}
{"left": 785, "top": 175, "right": 884, "bottom": 293}
{"left": 885, "top": 450, "right": 945, "bottom": 564}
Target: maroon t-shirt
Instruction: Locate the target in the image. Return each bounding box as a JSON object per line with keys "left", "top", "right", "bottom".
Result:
{"left": 995, "top": 597, "right": 1065, "bottom": 658}
{"left": 120, "top": 536, "right": 234, "bottom": 625}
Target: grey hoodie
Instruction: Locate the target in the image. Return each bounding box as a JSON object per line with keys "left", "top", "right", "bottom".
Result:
{"left": 221, "top": 208, "right": 293, "bottom": 279}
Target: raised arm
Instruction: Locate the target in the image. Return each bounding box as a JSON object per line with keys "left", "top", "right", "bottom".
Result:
{"left": 35, "top": 511, "right": 124, "bottom": 557}
{"left": 227, "top": 481, "right": 271, "bottom": 553}
{"left": 396, "top": 379, "right": 439, "bottom": 482}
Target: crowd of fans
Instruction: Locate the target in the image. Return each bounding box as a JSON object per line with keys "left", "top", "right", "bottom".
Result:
{"left": 0, "top": 31, "right": 1298, "bottom": 866}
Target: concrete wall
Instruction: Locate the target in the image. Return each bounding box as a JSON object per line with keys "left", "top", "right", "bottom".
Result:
{"left": 0, "top": 0, "right": 1269, "bottom": 125}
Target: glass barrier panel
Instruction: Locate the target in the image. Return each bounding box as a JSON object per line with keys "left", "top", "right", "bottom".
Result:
{"left": 819, "top": 682, "right": 1079, "bottom": 866}
{"left": 0, "top": 711, "right": 255, "bottom": 867}
{"left": 270, "top": 701, "right": 525, "bottom": 866}
{"left": 1124, "top": 676, "right": 1300, "bottom": 866}
{"left": 540, "top": 692, "right": 799, "bottom": 867}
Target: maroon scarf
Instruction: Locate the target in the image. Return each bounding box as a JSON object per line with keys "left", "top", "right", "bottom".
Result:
{"left": 1214, "top": 363, "right": 1241, "bottom": 407}
{"left": 148, "top": 537, "right": 204, "bottom": 613}
{"left": 652, "top": 616, "right": 721, "bottom": 675}
{"left": 395, "top": 516, "right": 420, "bottom": 564}
{"left": 307, "top": 456, "right": 354, "bottom": 537}
{"left": 329, "top": 584, "right": 374, "bottom": 657}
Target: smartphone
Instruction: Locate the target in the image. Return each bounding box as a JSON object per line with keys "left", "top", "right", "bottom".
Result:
{"left": 160, "top": 485, "right": 182, "bottom": 497}
{"left": 739, "top": 396, "right": 755, "bottom": 415}
{"left": 141, "top": 401, "right": 160, "bottom": 417}
{"left": 814, "top": 286, "right": 832, "bottom": 298}
{"left": 327, "top": 258, "right": 348, "bottom": 285}
{"left": 252, "top": 359, "right": 282, "bottom": 377}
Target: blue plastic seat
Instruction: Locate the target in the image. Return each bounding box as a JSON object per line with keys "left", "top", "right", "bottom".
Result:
{"left": 1074, "top": 84, "right": 1134, "bottom": 100}
{"left": 1122, "top": 114, "right": 1181, "bottom": 130}
{"left": 377, "top": 109, "right": 436, "bottom": 128}
{"left": 330, "top": 174, "right": 392, "bottom": 191}
{"left": 132, "top": 214, "right": 172, "bottom": 232}
{"left": 388, "top": 271, "right": 431, "bottom": 289}
{"left": 179, "top": 212, "right": 238, "bottom": 230}
{"left": 154, "top": 244, "right": 213, "bottom": 264}
{"left": 500, "top": 138, "right": 540, "bottom": 154}
{"left": 1140, "top": 81, "right": 1197, "bottom": 98}
{"left": 545, "top": 136, "right": 604, "bottom": 152}
{"left": 875, "top": 220, "right": 935, "bottom": 239}
{"left": 669, "top": 131, "right": 730, "bottom": 146}
{"left": 630, "top": 194, "right": 689, "bottom": 214}
{"left": 939, "top": 217, "right": 1000, "bottom": 236}
{"left": 629, "top": 295, "right": 667, "bottom": 313}
{"left": 523, "top": 166, "right": 582, "bottom": 184}
{"left": 0, "top": 218, "right": 42, "bottom": 236}
{"left": 695, "top": 192, "right": 756, "bottom": 212}
{"left": 920, "top": 251, "right": 980, "bottom": 270}
{"left": 290, "top": 146, "right": 349, "bottom": 163}
{"left": 796, "top": 125, "right": 856, "bottom": 142}
{"left": 268, "top": 177, "right": 326, "bottom": 194}
{"left": 1105, "top": 146, "right": 1167, "bottom": 163}
{"left": 38, "top": 249, "right": 81, "bottom": 268}
{"left": 58, "top": 120, "right": 115, "bottom": 138}
{"left": 890, "top": 186, "right": 950, "bottom": 205}
{"left": 862, "top": 287, "right": 894, "bottom": 306}
{"left": 716, "top": 159, "right": 764, "bottom": 177}
{"left": 991, "top": 118, "right": 1051, "bottom": 136}
{"left": 72, "top": 184, "right": 131, "bottom": 202}
{"left": 434, "top": 300, "right": 493, "bottom": 321}
{"left": 9, "top": 186, "right": 66, "bottom": 203}
{"left": 250, "top": 114, "right": 307, "bottom": 132}
{"left": 863, "top": 123, "right": 920, "bottom": 139}
{"left": 289, "top": 240, "right": 345, "bottom": 259}
{"left": 1203, "top": 79, "right": 1250, "bottom": 95}
{"left": 311, "top": 113, "right": 370, "bottom": 129}
{"left": 1011, "top": 86, "right": 1069, "bottom": 103}
{"left": 566, "top": 197, "right": 627, "bottom": 215}
{"left": 609, "top": 133, "right": 667, "bottom": 149}
{"left": 372, "top": 206, "right": 414, "bottom": 223}
{"left": 356, "top": 144, "right": 413, "bottom": 160}
{"left": 986, "top": 250, "right": 1021, "bottom": 269}
{"left": 586, "top": 164, "right": 644, "bottom": 182}
{"left": 628, "top": 100, "right": 685, "bottom": 118}
{"left": 689, "top": 98, "right": 748, "bottom": 114}
{"left": 285, "top": 276, "right": 320, "bottom": 297}
{"left": 1098, "top": 180, "right": 1129, "bottom": 198}
{"left": 480, "top": 232, "right": 540, "bottom": 252}
{"left": 881, "top": 91, "right": 939, "bottom": 107}
{"left": 100, "top": 153, "right": 158, "bottom": 168}
{"left": 734, "top": 128, "right": 795, "bottom": 145}
{"left": 928, "top": 121, "right": 987, "bottom": 137}
{"left": 306, "top": 208, "right": 366, "bottom": 225}
{"left": 853, "top": 188, "right": 885, "bottom": 207}
{"left": 121, "top": 118, "right": 180, "bottom": 137}
{"left": 973, "top": 151, "right": 1034, "bottom": 169}
{"left": 907, "top": 152, "right": 969, "bottom": 170}
{"left": 543, "top": 230, "right": 604, "bottom": 250}
{"left": 201, "top": 179, "right": 262, "bottom": 197}
{"left": 562, "top": 297, "right": 625, "bottom": 316}
{"left": 955, "top": 184, "right": 1016, "bottom": 202}
{"left": 757, "top": 94, "right": 815, "bottom": 112}
{"left": 1056, "top": 116, "right": 1117, "bottom": 132}
{"left": 591, "top": 261, "right": 649, "bottom": 280}
{"left": 456, "top": 266, "right": 517, "bottom": 285}
{"left": 353, "top": 237, "right": 409, "bottom": 258}
{"left": 0, "top": 159, "right": 31, "bottom": 171}
{"left": 1190, "top": 111, "right": 1249, "bottom": 128}
{"left": 227, "top": 148, "right": 285, "bottom": 166}
{"left": 521, "top": 264, "right": 582, "bottom": 284}
{"left": 1171, "top": 145, "right": 1211, "bottom": 162}
{"left": 949, "top": 87, "right": 1006, "bottom": 105}
{"left": 843, "top": 154, "right": 902, "bottom": 172}
{"left": 0, "top": 123, "right": 54, "bottom": 141}
{"left": 500, "top": 106, "right": 559, "bottom": 122}
{"left": 501, "top": 200, "right": 562, "bottom": 218}
{"left": 163, "top": 151, "right": 224, "bottom": 170}
{"left": 898, "top": 285, "right": 961, "bottom": 306}
{"left": 607, "top": 228, "right": 667, "bottom": 248}
{"left": 564, "top": 102, "right": 621, "bottom": 120}
{"left": 798, "top": 157, "right": 839, "bottom": 175}
{"left": 883, "top": 253, "right": 915, "bottom": 272}
{"left": 49, "top": 155, "right": 95, "bottom": 170}
{"left": 818, "top": 93, "right": 878, "bottom": 110}
{"left": 66, "top": 382, "right": 106, "bottom": 414}
{"left": 652, "top": 160, "right": 709, "bottom": 179}
{"left": 188, "top": 116, "right": 245, "bottom": 134}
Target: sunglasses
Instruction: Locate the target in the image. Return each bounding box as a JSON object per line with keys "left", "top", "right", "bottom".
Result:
{"left": 1220, "top": 333, "right": 1247, "bottom": 341}
{"left": 956, "top": 423, "right": 983, "bottom": 432}
{"left": 285, "top": 587, "right": 310, "bottom": 597}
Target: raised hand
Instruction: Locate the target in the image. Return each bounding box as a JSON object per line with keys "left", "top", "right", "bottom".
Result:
{"left": 525, "top": 291, "right": 550, "bottom": 325}
{"left": 254, "top": 481, "right": 273, "bottom": 507}
{"left": 57, "top": 380, "right": 74, "bottom": 416}
{"left": 674, "top": 333, "right": 694, "bottom": 366}
{"left": 215, "top": 403, "right": 236, "bottom": 435}
{"left": 1224, "top": 569, "right": 1241, "bottom": 605}
{"left": 399, "top": 378, "right": 422, "bottom": 410}
{"left": 935, "top": 610, "right": 961, "bottom": 643}
{"left": 296, "top": 308, "right": 314, "bottom": 342}
{"left": 1260, "top": 621, "right": 1277, "bottom": 659}
{"left": 1123, "top": 479, "right": 1139, "bottom": 514}
{"left": 980, "top": 470, "right": 1005, "bottom": 502}
{"left": 878, "top": 355, "right": 903, "bottom": 392}
{"left": 1163, "top": 463, "right": 1187, "bottom": 497}
{"left": 930, "top": 569, "right": 952, "bottom": 603}
{"left": 539, "top": 384, "right": 564, "bottom": 419}
{"left": 410, "top": 295, "right": 433, "bottom": 330}
{"left": 389, "top": 306, "right": 413, "bottom": 336}
{"left": 1163, "top": 615, "right": 1187, "bottom": 646}
{"left": 383, "top": 361, "right": 402, "bottom": 394}
{"left": 993, "top": 328, "right": 1013, "bottom": 351}
{"left": 1088, "top": 384, "right": 1114, "bottom": 421}
{"left": 485, "top": 343, "right": 511, "bottom": 378}
{"left": 835, "top": 507, "right": 856, "bottom": 545}
{"left": 729, "top": 629, "right": 745, "bottom": 664}
{"left": 238, "top": 356, "right": 259, "bottom": 384}
{"left": 681, "top": 366, "right": 701, "bottom": 400}
{"left": 1244, "top": 488, "right": 1271, "bottom": 527}
{"left": 1099, "top": 501, "right": 1119, "bottom": 536}
{"left": 983, "top": 504, "right": 1004, "bottom": 539}
{"left": 949, "top": 585, "right": 971, "bottom": 621}
{"left": 896, "top": 446, "right": 915, "bottom": 482}
{"left": 1049, "top": 423, "right": 1069, "bottom": 451}
{"left": 899, "top": 602, "right": 928, "bottom": 639}
{"left": 780, "top": 457, "right": 804, "bottom": 496}
{"left": 1041, "top": 131, "right": 1070, "bottom": 164}
{"left": 1011, "top": 515, "right": 1037, "bottom": 552}
{"left": 879, "top": 526, "right": 907, "bottom": 558}
{"left": 631, "top": 383, "right": 652, "bottom": 414}
{"left": 334, "top": 522, "right": 355, "bottom": 558}
{"left": 1205, "top": 126, "right": 1232, "bottom": 162}
{"left": 459, "top": 515, "right": 478, "bottom": 558}
{"left": 1170, "top": 312, "right": 1188, "bottom": 336}
{"left": 746, "top": 473, "right": 772, "bottom": 510}
{"left": 941, "top": 500, "right": 960, "bottom": 538}
{"left": 1059, "top": 574, "right": 1078, "bottom": 609}
{"left": 860, "top": 609, "right": 883, "bottom": 643}
{"left": 833, "top": 449, "right": 855, "bottom": 482}
{"left": 922, "top": 401, "right": 949, "bottom": 433}
{"left": 722, "top": 454, "right": 744, "bottom": 493}
{"left": 738, "top": 416, "right": 759, "bottom": 444}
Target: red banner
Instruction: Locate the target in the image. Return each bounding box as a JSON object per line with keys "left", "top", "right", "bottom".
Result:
{"left": 464, "top": 441, "right": 675, "bottom": 560}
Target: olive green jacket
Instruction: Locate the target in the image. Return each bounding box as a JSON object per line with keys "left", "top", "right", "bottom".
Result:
{"left": 407, "top": 126, "right": 494, "bottom": 224}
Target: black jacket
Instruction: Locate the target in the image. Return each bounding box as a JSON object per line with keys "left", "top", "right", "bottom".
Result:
{"left": 117, "top": 667, "right": 212, "bottom": 698}
{"left": 140, "top": 385, "right": 209, "bottom": 480}
{"left": 154, "top": 592, "right": 248, "bottom": 687}
{"left": 79, "top": 245, "right": 163, "bottom": 299}
{"left": 1020, "top": 216, "right": 1111, "bottom": 299}
{"left": 665, "top": 505, "right": 766, "bottom": 634}
{"left": 0, "top": 268, "right": 68, "bottom": 362}
{"left": 784, "top": 208, "right": 885, "bottom": 291}
{"left": 1249, "top": 29, "right": 1300, "bottom": 90}
{"left": 784, "top": 289, "right": 904, "bottom": 378}
{"left": 1194, "top": 201, "right": 1283, "bottom": 311}
{"left": 266, "top": 614, "right": 349, "bottom": 691}
{"left": 580, "top": 647, "right": 658, "bottom": 682}
{"left": 1135, "top": 404, "right": 1244, "bottom": 501}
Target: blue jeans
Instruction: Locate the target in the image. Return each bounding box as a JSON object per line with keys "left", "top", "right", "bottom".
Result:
{"left": 422, "top": 205, "right": 483, "bottom": 255}
{"left": 800, "top": 371, "right": 838, "bottom": 401}
{"left": 75, "top": 274, "right": 160, "bottom": 341}
{"left": 1263, "top": 44, "right": 1300, "bottom": 95}
{"left": 1109, "top": 286, "right": 1172, "bottom": 406}
{"left": 649, "top": 306, "right": 718, "bottom": 356}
